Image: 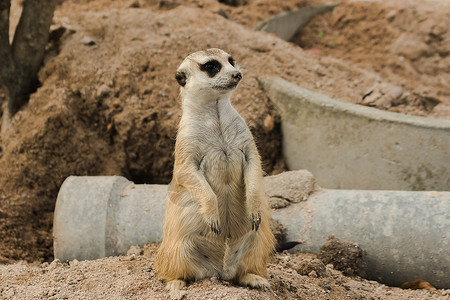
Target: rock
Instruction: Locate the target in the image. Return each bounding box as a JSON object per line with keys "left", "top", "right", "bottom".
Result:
{"left": 264, "top": 170, "right": 317, "bottom": 207}
{"left": 169, "top": 289, "right": 187, "bottom": 300}
{"left": 373, "top": 85, "right": 404, "bottom": 109}
{"left": 361, "top": 82, "right": 440, "bottom": 113}
{"left": 3, "top": 287, "right": 15, "bottom": 298}
{"left": 69, "top": 259, "right": 79, "bottom": 266}
{"left": 387, "top": 86, "right": 404, "bottom": 105}
{"left": 49, "top": 259, "right": 62, "bottom": 270}
{"left": 126, "top": 245, "right": 143, "bottom": 256}
{"left": 293, "top": 258, "right": 328, "bottom": 277}
{"left": 268, "top": 197, "right": 289, "bottom": 209}
{"left": 391, "top": 32, "right": 430, "bottom": 61}
{"left": 308, "top": 270, "right": 318, "bottom": 278}
{"left": 80, "top": 36, "right": 96, "bottom": 46}
{"left": 263, "top": 114, "right": 275, "bottom": 133}
{"left": 96, "top": 84, "right": 111, "bottom": 98}
{"left": 361, "top": 83, "right": 404, "bottom": 109}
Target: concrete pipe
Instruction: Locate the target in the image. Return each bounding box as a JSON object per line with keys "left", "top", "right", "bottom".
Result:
{"left": 272, "top": 189, "right": 450, "bottom": 289}
{"left": 54, "top": 176, "right": 168, "bottom": 261}
{"left": 259, "top": 77, "right": 450, "bottom": 191}
{"left": 54, "top": 176, "right": 450, "bottom": 288}
{"left": 254, "top": 4, "right": 339, "bottom": 41}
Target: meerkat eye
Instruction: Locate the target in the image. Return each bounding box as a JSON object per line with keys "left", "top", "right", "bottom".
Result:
{"left": 200, "top": 60, "right": 222, "bottom": 77}
{"left": 228, "top": 56, "right": 235, "bottom": 67}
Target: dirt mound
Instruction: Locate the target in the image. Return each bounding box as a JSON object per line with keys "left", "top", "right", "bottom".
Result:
{"left": 318, "top": 235, "right": 367, "bottom": 277}
{"left": 294, "top": 0, "right": 450, "bottom": 118}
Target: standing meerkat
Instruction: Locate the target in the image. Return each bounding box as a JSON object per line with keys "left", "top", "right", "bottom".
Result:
{"left": 155, "top": 48, "right": 275, "bottom": 291}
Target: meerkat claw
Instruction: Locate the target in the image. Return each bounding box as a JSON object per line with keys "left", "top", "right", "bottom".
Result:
{"left": 250, "top": 213, "right": 261, "bottom": 231}
{"left": 209, "top": 219, "right": 221, "bottom": 235}
{"left": 257, "top": 214, "right": 261, "bottom": 230}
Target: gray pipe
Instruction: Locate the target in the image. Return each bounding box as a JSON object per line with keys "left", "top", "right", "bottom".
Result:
{"left": 54, "top": 176, "right": 450, "bottom": 288}
{"left": 272, "top": 189, "right": 450, "bottom": 289}
{"left": 258, "top": 77, "right": 450, "bottom": 191}
{"left": 253, "top": 4, "right": 339, "bottom": 41}
{"left": 54, "top": 176, "right": 167, "bottom": 260}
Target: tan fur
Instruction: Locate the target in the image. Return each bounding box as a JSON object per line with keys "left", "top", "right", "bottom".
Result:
{"left": 155, "top": 48, "right": 275, "bottom": 290}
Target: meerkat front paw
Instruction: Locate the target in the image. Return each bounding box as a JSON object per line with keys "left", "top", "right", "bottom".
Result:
{"left": 250, "top": 212, "right": 261, "bottom": 231}
{"left": 206, "top": 216, "right": 221, "bottom": 235}
{"left": 200, "top": 196, "right": 221, "bottom": 235}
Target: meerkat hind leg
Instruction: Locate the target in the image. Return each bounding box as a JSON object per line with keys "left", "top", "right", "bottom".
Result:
{"left": 222, "top": 229, "right": 272, "bottom": 289}
{"left": 223, "top": 234, "right": 270, "bottom": 289}
{"left": 222, "top": 232, "right": 255, "bottom": 280}
{"left": 158, "top": 232, "right": 223, "bottom": 290}
{"left": 239, "top": 273, "right": 269, "bottom": 289}
{"left": 165, "top": 279, "right": 186, "bottom": 291}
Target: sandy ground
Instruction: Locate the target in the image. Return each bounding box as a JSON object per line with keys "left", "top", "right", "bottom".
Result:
{"left": 1, "top": 244, "right": 450, "bottom": 299}
{"left": 1, "top": 0, "right": 449, "bottom": 298}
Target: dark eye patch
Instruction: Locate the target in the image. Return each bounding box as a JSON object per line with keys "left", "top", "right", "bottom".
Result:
{"left": 200, "top": 59, "right": 222, "bottom": 77}
{"left": 228, "top": 56, "right": 235, "bottom": 67}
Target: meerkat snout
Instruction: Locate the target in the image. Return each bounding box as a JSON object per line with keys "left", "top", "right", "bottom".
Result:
{"left": 231, "top": 71, "right": 242, "bottom": 82}
{"left": 175, "top": 70, "right": 187, "bottom": 87}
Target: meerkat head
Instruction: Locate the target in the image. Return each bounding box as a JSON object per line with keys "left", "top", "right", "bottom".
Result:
{"left": 175, "top": 48, "right": 242, "bottom": 99}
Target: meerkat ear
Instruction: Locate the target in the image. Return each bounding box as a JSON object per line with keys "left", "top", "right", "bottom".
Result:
{"left": 175, "top": 70, "right": 187, "bottom": 87}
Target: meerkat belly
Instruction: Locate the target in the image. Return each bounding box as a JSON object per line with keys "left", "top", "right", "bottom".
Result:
{"left": 203, "top": 145, "right": 244, "bottom": 185}
{"left": 201, "top": 142, "right": 248, "bottom": 235}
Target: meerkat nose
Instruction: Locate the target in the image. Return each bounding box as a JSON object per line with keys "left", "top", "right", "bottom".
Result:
{"left": 232, "top": 71, "right": 242, "bottom": 82}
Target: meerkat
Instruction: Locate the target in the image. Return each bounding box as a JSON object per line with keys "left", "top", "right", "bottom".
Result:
{"left": 155, "top": 48, "right": 275, "bottom": 291}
